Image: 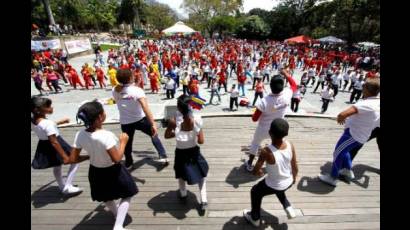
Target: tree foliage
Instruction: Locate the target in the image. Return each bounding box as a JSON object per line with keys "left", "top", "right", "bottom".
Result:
{"left": 235, "top": 15, "right": 270, "bottom": 40}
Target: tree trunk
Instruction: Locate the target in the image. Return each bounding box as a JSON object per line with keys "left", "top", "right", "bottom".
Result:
{"left": 42, "top": 0, "right": 55, "bottom": 25}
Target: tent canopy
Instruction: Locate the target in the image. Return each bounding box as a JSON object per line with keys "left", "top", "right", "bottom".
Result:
{"left": 161, "top": 21, "right": 196, "bottom": 35}
{"left": 284, "top": 35, "right": 314, "bottom": 44}
{"left": 318, "top": 36, "right": 345, "bottom": 43}
{"left": 357, "top": 41, "right": 380, "bottom": 47}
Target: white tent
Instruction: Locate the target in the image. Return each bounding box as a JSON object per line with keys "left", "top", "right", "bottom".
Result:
{"left": 161, "top": 21, "right": 196, "bottom": 35}
{"left": 357, "top": 41, "right": 380, "bottom": 47}
{"left": 318, "top": 36, "right": 345, "bottom": 43}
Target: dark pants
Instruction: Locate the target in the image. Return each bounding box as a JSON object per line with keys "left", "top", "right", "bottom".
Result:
{"left": 250, "top": 179, "right": 291, "bottom": 221}
{"left": 291, "top": 98, "right": 300, "bottom": 112}
{"left": 209, "top": 89, "right": 221, "bottom": 104}
{"left": 218, "top": 82, "right": 227, "bottom": 93}
{"left": 121, "top": 117, "right": 167, "bottom": 166}
{"left": 343, "top": 80, "right": 349, "bottom": 90}
{"left": 332, "top": 84, "right": 339, "bottom": 98}
{"left": 201, "top": 72, "right": 208, "bottom": 83}
{"left": 51, "top": 80, "right": 62, "bottom": 92}
{"left": 350, "top": 89, "right": 362, "bottom": 103}
{"left": 262, "top": 74, "right": 269, "bottom": 83}
{"left": 91, "top": 75, "right": 97, "bottom": 86}
{"left": 307, "top": 77, "right": 315, "bottom": 86}
{"left": 207, "top": 77, "right": 212, "bottom": 88}
{"left": 313, "top": 81, "right": 324, "bottom": 93}
{"left": 182, "top": 85, "right": 189, "bottom": 95}
{"left": 253, "top": 92, "right": 263, "bottom": 106}
{"left": 348, "top": 82, "right": 355, "bottom": 92}
{"left": 350, "top": 127, "right": 380, "bottom": 160}
{"left": 252, "top": 78, "right": 259, "bottom": 90}
{"left": 176, "top": 75, "right": 180, "bottom": 88}
{"left": 322, "top": 98, "right": 330, "bottom": 113}
{"left": 230, "top": 97, "right": 238, "bottom": 110}
{"left": 166, "top": 89, "right": 175, "bottom": 99}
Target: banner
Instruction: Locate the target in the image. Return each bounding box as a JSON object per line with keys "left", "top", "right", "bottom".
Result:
{"left": 64, "top": 39, "right": 92, "bottom": 54}
{"left": 31, "top": 39, "right": 61, "bottom": 51}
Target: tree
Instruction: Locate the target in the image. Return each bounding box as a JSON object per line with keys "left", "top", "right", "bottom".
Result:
{"left": 181, "top": 0, "right": 243, "bottom": 34}
{"left": 143, "top": 2, "right": 178, "bottom": 31}
{"left": 42, "top": 0, "right": 55, "bottom": 25}
{"left": 235, "top": 15, "right": 269, "bottom": 40}
{"left": 118, "top": 0, "right": 144, "bottom": 30}
{"left": 209, "top": 15, "right": 237, "bottom": 37}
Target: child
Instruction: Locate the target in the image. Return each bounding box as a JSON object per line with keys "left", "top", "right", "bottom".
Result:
{"left": 237, "top": 72, "right": 247, "bottom": 97}
{"left": 291, "top": 85, "right": 304, "bottom": 113}
{"left": 164, "top": 95, "right": 209, "bottom": 213}
{"left": 209, "top": 78, "right": 221, "bottom": 105}
{"left": 300, "top": 72, "right": 308, "bottom": 88}
{"left": 81, "top": 65, "right": 94, "bottom": 90}
{"left": 165, "top": 75, "right": 176, "bottom": 99}
{"left": 70, "top": 101, "right": 138, "bottom": 230}
{"left": 243, "top": 118, "right": 298, "bottom": 227}
{"left": 149, "top": 71, "right": 160, "bottom": 94}
{"left": 252, "top": 79, "right": 265, "bottom": 106}
{"left": 31, "top": 97, "right": 82, "bottom": 195}
{"left": 313, "top": 69, "right": 326, "bottom": 93}
{"left": 32, "top": 69, "right": 46, "bottom": 95}
{"left": 181, "top": 71, "right": 190, "bottom": 96}
{"left": 108, "top": 65, "right": 119, "bottom": 88}
{"left": 319, "top": 79, "right": 380, "bottom": 186}
{"left": 306, "top": 67, "right": 316, "bottom": 86}
{"left": 113, "top": 69, "right": 168, "bottom": 168}
{"left": 68, "top": 66, "right": 84, "bottom": 90}
{"left": 350, "top": 75, "right": 365, "bottom": 104}
{"left": 217, "top": 69, "right": 228, "bottom": 94}
{"left": 229, "top": 84, "right": 239, "bottom": 111}
{"left": 96, "top": 66, "right": 106, "bottom": 89}
{"left": 321, "top": 83, "right": 334, "bottom": 114}
{"left": 245, "top": 69, "right": 297, "bottom": 172}
{"left": 47, "top": 68, "right": 63, "bottom": 93}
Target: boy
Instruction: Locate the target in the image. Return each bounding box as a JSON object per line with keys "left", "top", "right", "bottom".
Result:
{"left": 319, "top": 79, "right": 380, "bottom": 186}
{"left": 244, "top": 69, "right": 297, "bottom": 172}
{"left": 229, "top": 84, "right": 239, "bottom": 111}
{"left": 243, "top": 118, "right": 298, "bottom": 227}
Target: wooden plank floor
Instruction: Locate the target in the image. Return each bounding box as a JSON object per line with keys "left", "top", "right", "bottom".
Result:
{"left": 31, "top": 117, "right": 380, "bottom": 230}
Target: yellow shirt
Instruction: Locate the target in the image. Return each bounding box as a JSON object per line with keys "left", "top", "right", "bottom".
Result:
{"left": 108, "top": 68, "right": 118, "bottom": 86}
{"left": 87, "top": 66, "right": 95, "bottom": 75}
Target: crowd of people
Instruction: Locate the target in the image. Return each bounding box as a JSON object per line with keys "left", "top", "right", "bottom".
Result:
{"left": 31, "top": 35, "right": 380, "bottom": 229}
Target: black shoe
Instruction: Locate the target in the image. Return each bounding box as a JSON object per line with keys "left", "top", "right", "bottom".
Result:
{"left": 178, "top": 192, "right": 187, "bottom": 203}
{"left": 199, "top": 202, "right": 208, "bottom": 216}
{"left": 125, "top": 160, "right": 133, "bottom": 169}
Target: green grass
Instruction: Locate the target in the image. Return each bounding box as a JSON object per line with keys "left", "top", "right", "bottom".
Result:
{"left": 92, "top": 44, "right": 122, "bottom": 51}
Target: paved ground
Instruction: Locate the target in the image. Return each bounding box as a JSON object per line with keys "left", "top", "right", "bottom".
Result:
{"left": 31, "top": 117, "right": 380, "bottom": 230}
{"left": 31, "top": 52, "right": 355, "bottom": 126}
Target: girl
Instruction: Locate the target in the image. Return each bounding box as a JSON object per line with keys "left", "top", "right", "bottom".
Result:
{"left": 70, "top": 101, "right": 137, "bottom": 230}
{"left": 113, "top": 69, "right": 168, "bottom": 168}
{"left": 149, "top": 71, "right": 159, "bottom": 94}
{"left": 313, "top": 69, "right": 326, "bottom": 93}
{"left": 321, "top": 84, "right": 334, "bottom": 114}
{"left": 96, "top": 66, "right": 106, "bottom": 89}
{"left": 252, "top": 79, "right": 265, "bottom": 106}
{"left": 68, "top": 66, "right": 84, "bottom": 90}
{"left": 46, "top": 68, "right": 62, "bottom": 93}
{"left": 229, "top": 84, "right": 239, "bottom": 111}
{"left": 291, "top": 85, "right": 304, "bottom": 113}
{"left": 209, "top": 78, "right": 221, "bottom": 105}
{"left": 32, "top": 68, "right": 46, "bottom": 95}
{"left": 237, "top": 73, "right": 247, "bottom": 97}
{"left": 108, "top": 65, "right": 119, "bottom": 88}
{"left": 31, "top": 97, "right": 82, "bottom": 195}
{"left": 181, "top": 71, "right": 190, "bottom": 96}
{"left": 164, "top": 95, "right": 209, "bottom": 213}
{"left": 243, "top": 118, "right": 298, "bottom": 227}
{"left": 81, "top": 65, "right": 94, "bottom": 90}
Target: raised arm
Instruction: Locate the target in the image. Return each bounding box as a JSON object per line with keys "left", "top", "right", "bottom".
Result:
{"left": 281, "top": 69, "right": 297, "bottom": 92}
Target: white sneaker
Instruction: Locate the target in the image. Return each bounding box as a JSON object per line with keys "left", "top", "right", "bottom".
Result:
{"left": 157, "top": 157, "right": 169, "bottom": 163}
{"left": 318, "top": 173, "right": 338, "bottom": 187}
{"left": 62, "top": 185, "right": 83, "bottom": 195}
{"left": 244, "top": 161, "right": 254, "bottom": 172}
{"left": 339, "top": 169, "right": 355, "bottom": 180}
{"left": 243, "top": 209, "right": 260, "bottom": 227}
{"left": 285, "top": 206, "right": 297, "bottom": 219}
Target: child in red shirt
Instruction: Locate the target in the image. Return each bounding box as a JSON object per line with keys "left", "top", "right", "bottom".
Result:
{"left": 252, "top": 79, "right": 265, "bottom": 106}
{"left": 149, "top": 72, "right": 159, "bottom": 93}
{"left": 217, "top": 70, "right": 227, "bottom": 93}
{"left": 95, "top": 67, "right": 106, "bottom": 89}
{"left": 81, "top": 66, "right": 94, "bottom": 90}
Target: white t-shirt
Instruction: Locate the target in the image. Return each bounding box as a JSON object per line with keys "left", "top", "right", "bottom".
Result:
{"left": 345, "top": 97, "right": 380, "bottom": 144}
{"left": 112, "top": 85, "right": 146, "bottom": 124}
{"left": 308, "top": 68, "right": 315, "bottom": 77}
{"left": 230, "top": 89, "right": 239, "bottom": 98}
{"left": 265, "top": 141, "right": 293, "bottom": 190}
{"left": 175, "top": 111, "right": 203, "bottom": 149}
{"left": 165, "top": 78, "right": 175, "bottom": 90}
{"left": 256, "top": 88, "right": 292, "bottom": 131}
{"left": 354, "top": 80, "right": 364, "bottom": 90}
{"left": 31, "top": 119, "right": 60, "bottom": 140}
{"left": 321, "top": 87, "right": 334, "bottom": 99}
{"left": 73, "top": 129, "right": 117, "bottom": 168}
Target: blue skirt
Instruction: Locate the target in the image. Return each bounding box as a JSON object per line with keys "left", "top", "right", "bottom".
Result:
{"left": 31, "top": 136, "right": 71, "bottom": 169}
{"left": 174, "top": 146, "right": 209, "bottom": 185}
{"left": 88, "top": 163, "right": 138, "bottom": 202}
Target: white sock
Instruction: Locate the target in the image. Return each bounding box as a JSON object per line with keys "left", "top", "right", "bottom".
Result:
{"left": 198, "top": 178, "right": 208, "bottom": 203}
{"left": 64, "top": 163, "right": 79, "bottom": 190}
{"left": 53, "top": 166, "right": 64, "bottom": 191}
{"left": 105, "top": 200, "right": 118, "bottom": 217}
{"left": 178, "top": 178, "right": 187, "bottom": 197}
{"left": 113, "top": 197, "right": 131, "bottom": 230}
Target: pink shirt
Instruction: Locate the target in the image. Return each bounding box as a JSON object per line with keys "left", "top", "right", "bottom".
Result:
{"left": 47, "top": 72, "right": 58, "bottom": 81}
